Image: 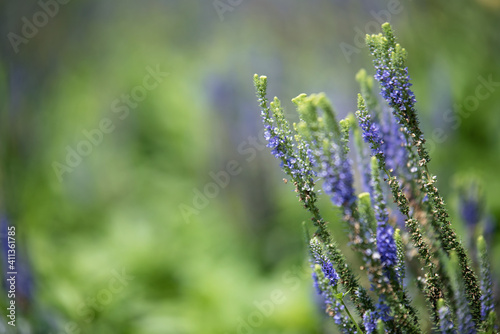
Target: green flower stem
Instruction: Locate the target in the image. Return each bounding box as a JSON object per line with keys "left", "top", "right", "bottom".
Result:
{"left": 339, "top": 295, "right": 364, "bottom": 334}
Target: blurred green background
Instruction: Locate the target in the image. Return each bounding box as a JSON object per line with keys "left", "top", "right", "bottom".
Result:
{"left": 1, "top": 1, "right": 499, "bottom": 333}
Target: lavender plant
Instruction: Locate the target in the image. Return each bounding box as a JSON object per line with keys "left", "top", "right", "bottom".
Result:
{"left": 254, "top": 23, "right": 498, "bottom": 333}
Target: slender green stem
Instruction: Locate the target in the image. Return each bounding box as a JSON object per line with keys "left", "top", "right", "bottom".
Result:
{"left": 341, "top": 296, "right": 364, "bottom": 334}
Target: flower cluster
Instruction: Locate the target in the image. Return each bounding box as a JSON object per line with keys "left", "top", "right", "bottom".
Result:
{"left": 255, "top": 76, "right": 316, "bottom": 203}
{"left": 355, "top": 95, "right": 385, "bottom": 167}
{"left": 380, "top": 117, "right": 409, "bottom": 176}
{"left": 254, "top": 23, "right": 498, "bottom": 334}
{"left": 369, "top": 158, "right": 398, "bottom": 271}
{"left": 374, "top": 66, "right": 416, "bottom": 114}
{"left": 320, "top": 146, "right": 356, "bottom": 214}
{"left": 310, "top": 238, "right": 361, "bottom": 333}
{"left": 310, "top": 238, "right": 339, "bottom": 288}
{"left": 363, "top": 310, "right": 378, "bottom": 334}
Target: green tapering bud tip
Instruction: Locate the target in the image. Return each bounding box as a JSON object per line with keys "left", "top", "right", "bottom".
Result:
{"left": 292, "top": 93, "right": 318, "bottom": 126}
{"left": 381, "top": 22, "right": 391, "bottom": 29}
{"left": 339, "top": 118, "right": 352, "bottom": 154}
{"left": 358, "top": 192, "right": 372, "bottom": 207}
{"left": 477, "top": 235, "right": 486, "bottom": 254}
{"left": 314, "top": 93, "right": 340, "bottom": 137}
{"left": 253, "top": 74, "right": 267, "bottom": 86}
{"left": 339, "top": 118, "right": 350, "bottom": 130}
{"left": 355, "top": 68, "right": 367, "bottom": 82}
{"left": 376, "top": 319, "right": 385, "bottom": 334}
{"left": 359, "top": 192, "right": 370, "bottom": 199}
{"left": 291, "top": 93, "right": 308, "bottom": 106}
{"left": 381, "top": 22, "right": 394, "bottom": 36}
{"left": 437, "top": 298, "right": 446, "bottom": 309}
{"left": 357, "top": 94, "right": 366, "bottom": 109}
{"left": 355, "top": 68, "right": 374, "bottom": 93}
{"left": 358, "top": 192, "right": 376, "bottom": 229}
{"left": 394, "top": 228, "right": 401, "bottom": 241}
{"left": 269, "top": 98, "right": 277, "bottom": 109}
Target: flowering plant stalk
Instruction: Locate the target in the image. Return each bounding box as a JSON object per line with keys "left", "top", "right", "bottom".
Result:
{"left": 254, "top": 23, "right": 498, "bottom": 333}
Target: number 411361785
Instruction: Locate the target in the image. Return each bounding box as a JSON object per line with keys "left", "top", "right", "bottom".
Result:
{"left": 7, "top": 226, "right": 16, "bottom": 271}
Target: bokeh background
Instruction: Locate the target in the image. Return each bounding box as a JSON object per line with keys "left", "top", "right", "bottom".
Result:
{"left": 1, "top": 1, "right": 500, "bottom": 333}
